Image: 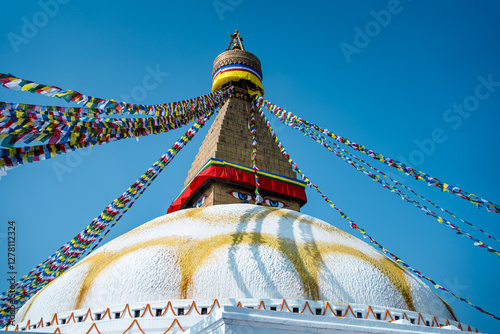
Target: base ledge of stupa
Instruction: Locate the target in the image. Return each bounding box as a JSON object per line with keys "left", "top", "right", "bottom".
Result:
{"left": 9, "top": 298, "right": 476, "bottom": 334}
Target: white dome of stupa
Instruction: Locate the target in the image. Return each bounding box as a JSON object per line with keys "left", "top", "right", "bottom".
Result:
{"left": 16, "top": 204, "right": 456, "bottom": 325}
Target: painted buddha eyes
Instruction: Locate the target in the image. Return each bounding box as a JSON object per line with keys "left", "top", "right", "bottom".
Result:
{"left": 264, "top": 199, "right": 286, "bottom": 208}
{"left": 229, "top": 191, "right": 254, "bottom": 202}
{"left": 196, "top": 195, "right": 207, "bottom": 208}
{"left": 228, "top": 191, "right": 287, "bottom": 208}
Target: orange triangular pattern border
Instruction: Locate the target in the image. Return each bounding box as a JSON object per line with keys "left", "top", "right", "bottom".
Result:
{"left": 163, "top": 319, "right": 184, "bottom": 333}
{"left": 122, "top": 319, "right": 145, "bottom": 334}
{"left": 120, "top": 304, "right": 133, "bottom": 319}
{"left": 160, "top": 301, "right": 177, "bottom": 317}
{"left": 207, "top": 299, "right": 220, "bottom": 315}
{"left": 84, "top": 323, "right": 102, "bottom": 334}
{"left": 185, "top": 301, "right": 201, "bottom": 316}
{"left": 140, "top": 304, "right": 154, "bottom": 318}
{"left": 301, "top": 301, "right": 314, "bottom": 315}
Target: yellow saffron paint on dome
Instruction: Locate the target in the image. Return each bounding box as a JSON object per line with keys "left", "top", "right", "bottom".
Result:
{"left": 319, "top": 243, "right": 414, "bottom": 311}
{"left": 73, "top": 239, "right": 182, "bottom": 309}
{"left": 438, "top": 295, "right": 458, "bottom": 321}
{"left": 19, "top": 260, "right": 93, "bottom": 322}
{"left": 133, "top": 207, "right": 239, "bottom": 231}
{"left": 266, "top": 209, "right": 359, "bottom": 241}
{"left": 19, "top": 290, "right": 37, "bottom": 322}
{"left": 69, "top": 232, "right": 414, "bottom": 311}
{"left": 177, "top": 232, "right": 321, "bottom": 300}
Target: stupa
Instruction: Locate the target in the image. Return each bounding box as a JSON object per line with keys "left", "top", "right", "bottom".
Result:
{"left": 9, "top": 30, "right": 479, "bottom": 334}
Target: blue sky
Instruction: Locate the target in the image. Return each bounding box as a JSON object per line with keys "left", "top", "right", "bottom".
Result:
{"left": 1, "top": 0, "right": 500, "bottom": 332}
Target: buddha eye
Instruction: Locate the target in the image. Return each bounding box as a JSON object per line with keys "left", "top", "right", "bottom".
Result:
{"left": 196, "top": 196, "right": 207, "bottom": 208}
{"left": 228, "top": 191, "right": 254, "bottom": 202}
{"left": 264, "top": 198, "right": 286, "bottom": 208}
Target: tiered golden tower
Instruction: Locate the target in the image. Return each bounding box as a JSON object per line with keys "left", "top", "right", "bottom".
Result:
{"left": 168, "top": 30, "right": 307, "bottom": 213}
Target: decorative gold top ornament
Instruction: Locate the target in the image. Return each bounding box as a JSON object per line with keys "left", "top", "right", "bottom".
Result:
{"left": 211, "top": 30, "right": 264, "bottom": 95}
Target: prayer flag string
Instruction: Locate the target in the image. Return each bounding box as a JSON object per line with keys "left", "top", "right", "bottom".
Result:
{"left": 291, "top": 119, "right": 500, "bottom": 256}
{"left": 0, "top": 87, "right": 232, "bottom": 178}
{"left": 249, "top": 102, "right": 262, "bottom": 204}
{"left": 0, "top": 72, "right": 120, "bottom": 110}
{"left": 255, "top": 98, "right": 500, "bottom": 321}
{"left": 298, "top": 121, "right": 500, "bottom": 244}
{"left": 0, "top": 109, "right": 216, "bottom": 327}
{"left": 0, "top": 73, "right": 225, "bottom": 116}
{"left": 256, "top": 97, "right": 500, "bottom": 214}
